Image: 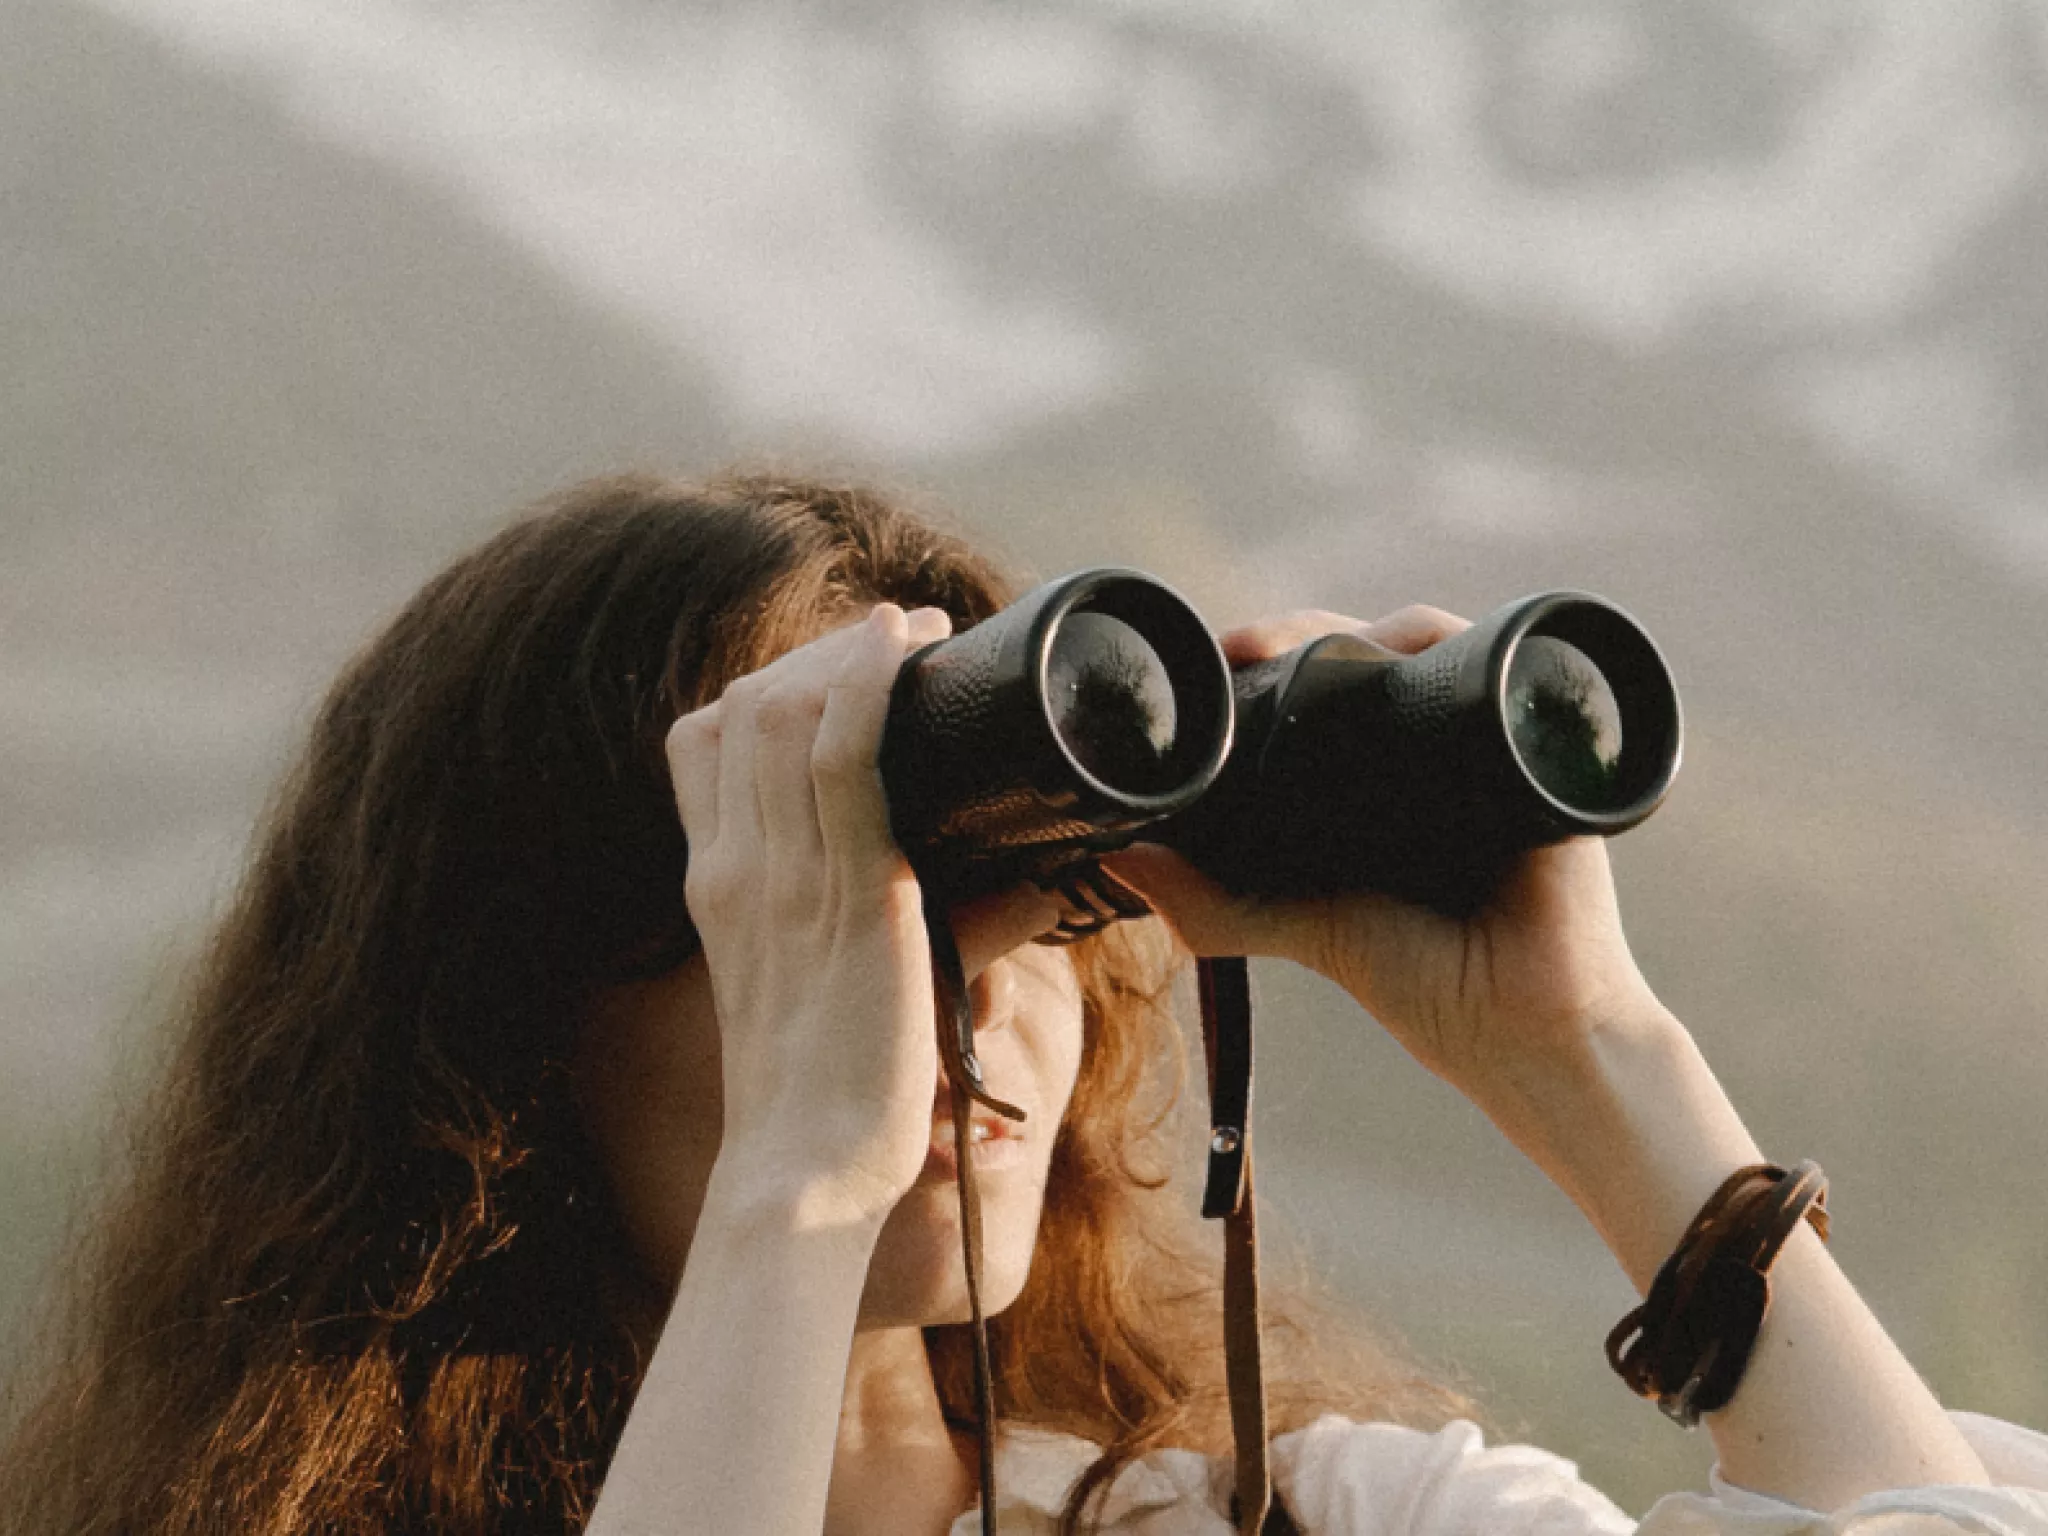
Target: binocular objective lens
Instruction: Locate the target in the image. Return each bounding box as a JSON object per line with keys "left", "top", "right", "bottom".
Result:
{"left": 1046, "top": 611, "right": 1180, "bottom": 796}
{"left": 1506, "top": 635, "right": 1623, "bottom": 810}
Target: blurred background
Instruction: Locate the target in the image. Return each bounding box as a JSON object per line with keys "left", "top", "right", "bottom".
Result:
{"left": 5, "top": 0, "right": 2045, "bottom": 1514}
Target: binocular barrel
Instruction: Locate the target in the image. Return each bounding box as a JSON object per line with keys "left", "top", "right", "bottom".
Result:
{"left": 879, "top": 571, "right": 1682, "bottom": 918}
{"left": 879, "top": 568, "right": 1235, "bottom": 873}
{"left": 1152, "top": 591, "right": 1682, "bottom": 915}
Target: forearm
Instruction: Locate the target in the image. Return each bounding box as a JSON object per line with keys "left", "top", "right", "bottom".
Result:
{"left": 1484, "top": 1001, "right": 1988, "bottom": 1511}
{"left": 586, "top": 1170, "right": 881, "bottom": 1536}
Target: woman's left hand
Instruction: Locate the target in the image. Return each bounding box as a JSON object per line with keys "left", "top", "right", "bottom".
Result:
{"left": 1108, "top": 612, "right": 2003, "bottom": 1512}
{"left": 1099, "top": 605, "right": 1670, "bottom": 1131}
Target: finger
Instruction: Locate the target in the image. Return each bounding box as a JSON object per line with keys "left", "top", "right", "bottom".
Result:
{"left": 743, "top": 615, "right": 886, "bottom": 869}
{"left": 902, "top": 604, "right": 952, "bottom": 648}
{"left": 689, "top": 619, "right": 868, "bottom": 867}
{"left": 742, "top": 601, "right": 947, "bottom": 698}
{"left": 1217, "top": 608, "right": 1372, "bottom": 667}
{"left": 724, "top": 607, "right": 874, "bottom": 702}
{"left": 1361, "top": 604, "right": 1470, "bottom": 655}
{"left": 752, "top": 682, "right": 828, "bottom": 868}
{"left": 714, "top": 674, "right": 766, "bottom": 864}
{"left": 665, "top": 703, "right": 723, "bottom": 848}
{"left": 705, "top": 603, "right": 951, "bottom": 877}
{"left": 812, "top": 604, "right": 946, "bottom": 871}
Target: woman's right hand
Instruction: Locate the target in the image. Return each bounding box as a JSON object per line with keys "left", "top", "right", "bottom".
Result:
{"left": 663, "top": 603, "right": 948, "bottom": 1231}
{"left": 662, "top": 604, "right": 1059, "bottom": 1233}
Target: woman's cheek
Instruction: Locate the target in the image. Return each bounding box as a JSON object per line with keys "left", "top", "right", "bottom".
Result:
{"left": 573, "top": 958, "right": 727, "bottom": 1288}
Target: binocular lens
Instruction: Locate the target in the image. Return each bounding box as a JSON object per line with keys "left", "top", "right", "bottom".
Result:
{"left": 1046, "top": 611, "right": 1181, "bottom": 796}
{"left": 1506, "top": 635, "right": 1624, "bottom": 811}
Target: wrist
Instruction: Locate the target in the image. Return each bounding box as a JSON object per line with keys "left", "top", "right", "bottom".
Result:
{"left": 699, "top": 1149, "right": 897, "bottom": 1254}
{"left": 1484, "top": 999, "right": 1767, "bottom": 1294}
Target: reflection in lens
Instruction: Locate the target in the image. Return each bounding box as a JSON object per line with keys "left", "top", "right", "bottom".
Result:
{"left": 1047, "top": 611, "right": 1179, "bottom": 794}
{"left": 1507, "top": 635, "right": 1622, "bottom": 809}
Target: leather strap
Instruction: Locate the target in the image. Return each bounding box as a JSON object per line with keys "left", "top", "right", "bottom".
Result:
{"left": 932, "top": 876, "right": 1296, "bottom": 1535}
{"left": 926, "top": 890, "right": 1027, "bottom": 1536}
{"left": 1050, "top": 871, "right": 1296, "bottom": 1530}
{"left": 1200, "top": 958, "right": 1253, "bottom": 1223}
{"left": 1199, "top": 956, "right": 1298, "bottom": 1536}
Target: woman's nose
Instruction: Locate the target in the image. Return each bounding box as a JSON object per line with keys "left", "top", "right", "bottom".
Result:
{"left": 968, "top": 960, "right": 1016, "bottom": 1034}
{"left": 934, "top": 960, "right": 1014, "bottom": 1102}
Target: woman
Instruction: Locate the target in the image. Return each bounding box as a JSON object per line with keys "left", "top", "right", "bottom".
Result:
{"left": 1, "top": 472, "right": 2041, "bottom": 1535}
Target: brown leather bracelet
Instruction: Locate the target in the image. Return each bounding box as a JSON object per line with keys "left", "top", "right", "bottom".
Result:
{"left": 1605, "top": 1160, "right": 1830, "bottom": 1428}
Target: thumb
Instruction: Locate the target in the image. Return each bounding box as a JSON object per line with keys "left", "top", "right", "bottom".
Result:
{"left": 1098, "top": 842, "right": 1204, "bottom": 903}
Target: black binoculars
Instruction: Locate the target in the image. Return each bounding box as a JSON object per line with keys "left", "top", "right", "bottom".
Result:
{"left": 878, "top": 569, "right": 1682, "bottom": 924}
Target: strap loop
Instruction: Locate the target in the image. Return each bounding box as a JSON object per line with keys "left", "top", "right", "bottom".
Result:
{"left": 1200, "top": 957, "right": 1254, "bottom": 1221}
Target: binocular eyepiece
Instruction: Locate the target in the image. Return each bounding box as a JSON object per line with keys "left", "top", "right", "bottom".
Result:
{"left": 880, "top": 569, "right": 1682, "bottom": 921}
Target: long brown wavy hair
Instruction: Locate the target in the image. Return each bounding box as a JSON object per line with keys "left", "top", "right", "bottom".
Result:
{"left": 0, "top": 473, "right": 1480, "bottom": 1534}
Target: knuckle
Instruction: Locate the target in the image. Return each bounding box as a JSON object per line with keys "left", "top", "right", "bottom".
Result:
{"left": 754, "top": 685, "right": 824, "bottom": 734}
{"left": 720, "top": 673, "right": 768, "bottom": 712}
{"left": 1224, "top": 613, "right": 1329, "bottom": 662}
{"left": 810, "top": 728, "right": 877, "bottom": 783}
{"left": 665, "top": 707, "right": 719, "bottom": 760}
{"left": 1274, "top": 608, "right": 1341, "bottom": 633}
{"left": 1401, "top": 603, "right": 1469, "bottom": 633}
{"left": 826, "top": 852, "right": 914, "bottom": 916}
{"left": 845, "top": 634, "right": 909, "bottom": 683}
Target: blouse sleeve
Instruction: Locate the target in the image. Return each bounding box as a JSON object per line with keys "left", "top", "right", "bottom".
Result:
{"left": 1637, "top": 1410, "right": 2048, "bottom": 1535}
{"left": 1271, "top": 1415, "right": 1635, "bottom": 1535}
{"left": 1270, "top": 1412, "right": 2048, "bottom": 1536}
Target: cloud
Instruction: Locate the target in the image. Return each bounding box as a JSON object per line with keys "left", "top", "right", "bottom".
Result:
{"left": 88, "top": 0, "right": 1127, "bottom": 456}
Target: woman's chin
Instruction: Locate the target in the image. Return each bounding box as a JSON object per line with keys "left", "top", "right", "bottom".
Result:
{"left": 855, "top": 1180, "right": 1039, "bottom": 1327}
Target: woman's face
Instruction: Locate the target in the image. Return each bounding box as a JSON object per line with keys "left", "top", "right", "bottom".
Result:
{"left": 574, "top": 887, "right": 1085, "bottom": 1329}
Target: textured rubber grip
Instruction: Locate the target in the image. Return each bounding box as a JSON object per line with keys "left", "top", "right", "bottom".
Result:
{"left": 1381, "top": 639, "right": 1467, "bottom": 737}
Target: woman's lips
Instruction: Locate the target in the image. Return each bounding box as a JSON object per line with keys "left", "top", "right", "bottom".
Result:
{"left": 918, "top": 1113, "right": 1027, "bottom": 1180}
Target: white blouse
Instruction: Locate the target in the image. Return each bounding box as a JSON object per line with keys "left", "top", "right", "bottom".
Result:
{"left": 950, "top": 1410, "right": 2048, "bottom": 1534}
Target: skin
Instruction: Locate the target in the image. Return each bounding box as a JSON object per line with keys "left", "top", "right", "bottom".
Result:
{"left": 581, "top": 602, "right": 1990, "bottom": 1536}
{"left": 575, "top": 874, "right": 1081, "bottom": 1531}
{"left": 576, "top": 884, "right": 1080, "bottom": 1330}
{"left": 1103, "top": 608, "right": 1988, "bottom": 1512}
{"left": 577, "top": 604, "right": 1081, "bottom": 1534}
